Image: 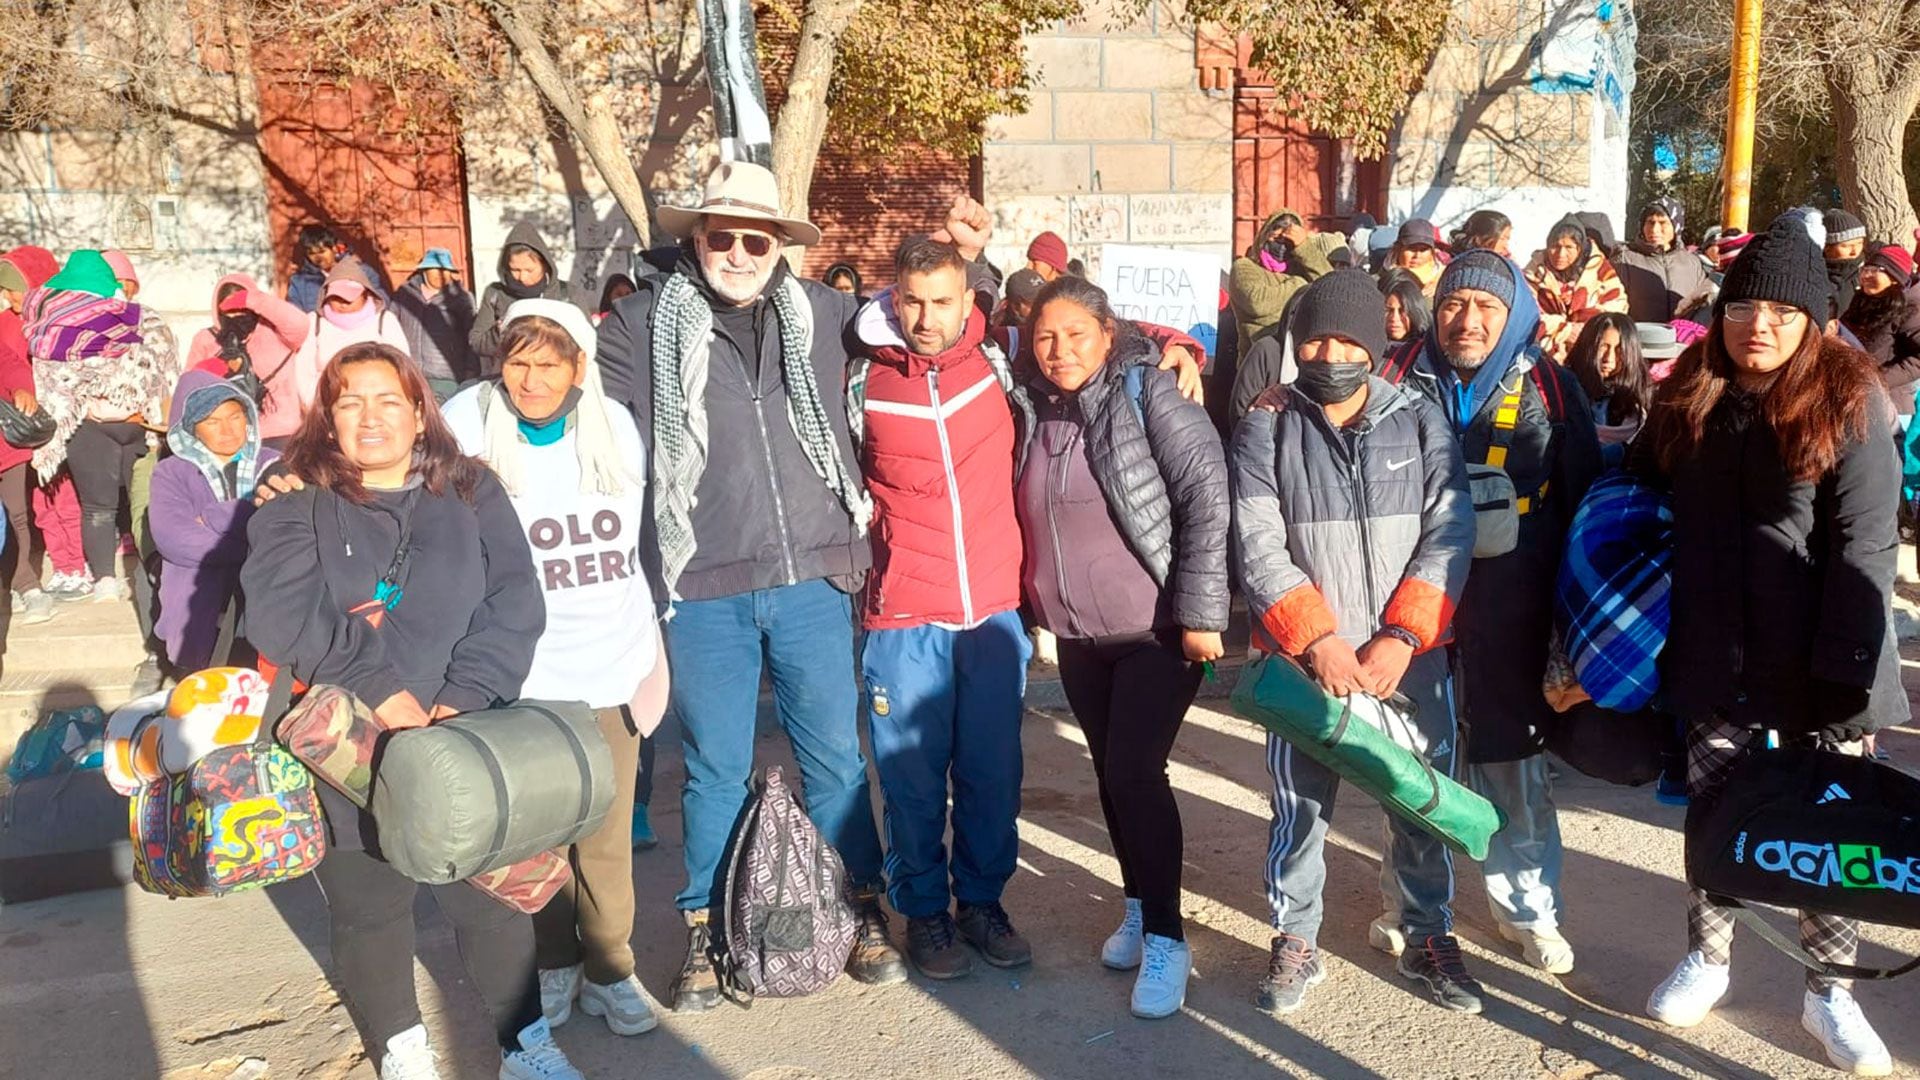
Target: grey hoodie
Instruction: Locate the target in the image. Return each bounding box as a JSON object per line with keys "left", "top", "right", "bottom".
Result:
{"left": 470, "top": 222, "right": 579, "bottom": 375}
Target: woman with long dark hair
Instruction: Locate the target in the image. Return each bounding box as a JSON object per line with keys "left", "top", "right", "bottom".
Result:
{"left": 1015, "top": 276, "right": 1229, "bottom": 1018}
{"left": 1564, "top": 313, "right": 1648, "bottom": 469}
{"left": 1459, "top": 210, "right": 1512, "bottom": 259}
{"left": 1636, "top": 219, "right": 1902, "bottom": 1076}
{"left": 242, "top": 343, "right": 583, "bottom": 1080}
{"left": 1376, "top": 269, "right": 1432, "bottom": 347}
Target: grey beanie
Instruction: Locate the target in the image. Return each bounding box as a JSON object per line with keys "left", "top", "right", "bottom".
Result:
{"left": 1434, "top": 249, "right": 1516, "bottom": 312}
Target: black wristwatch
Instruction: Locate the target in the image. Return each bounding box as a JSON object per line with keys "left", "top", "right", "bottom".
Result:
{"left": 1378, "top": 625, "right": 1422, "bottom": 650}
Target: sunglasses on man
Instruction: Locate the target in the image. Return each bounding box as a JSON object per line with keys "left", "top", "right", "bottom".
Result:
{"left": 706, "top": 230, "right": 777, "bottom": 257}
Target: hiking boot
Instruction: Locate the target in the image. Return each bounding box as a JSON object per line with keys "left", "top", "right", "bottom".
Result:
{"left": 906, "top": 912, "right": 974, "bottom": 980}
{"left": 956, "top": 901, "right": 1032, "bottom": 968}
{"left": 630, "top": 803, "right": 657, "bottom": 850}
{"left": 1646, "top": 950, "right": 1730, "bottom": 1028}
{"left": 1497, "top": 922, "right": 1575, "bottom": 974}
{"left": 1130, "top": 933, "right": 1192, "bottom": 1019}
{"left": 1101, "top": 897, "right": 1145, "bottom": 969}
{"left": 15, "top": 588, "right": 52, "bottom": 625}
{"left": 846, "top": 891, "right": 908, "bottom": 985}
{"left": 579, "top": 974, "right": 659, "bottom": 1036}
{"left": 1255, "top": 933, "right": 1325, "bottom": 1015}
{"left": 670, "top": 909, "right": 721, "bottom": 1013}
{"left": 1397, "top": 935, "right": 1485, "bottom": 1014}
{"left": 1367, "top": 915, "right": 1406, "bottom": 957}
{"left": 379, "top": 1024, "right": 442, "bottom": 1080}
{"left": 1802, "top": 987, "right": 1893, "bottom": 1076}
{"left": 537, "top": 964, "right": 581, "bottom": 1026}
{"left": 499, "top": 1017, "right": 584, "bottom": 1080}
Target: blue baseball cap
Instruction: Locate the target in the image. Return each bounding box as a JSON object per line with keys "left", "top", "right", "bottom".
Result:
{"left": 416, "top": 248, "right": 459, "bottom": 273}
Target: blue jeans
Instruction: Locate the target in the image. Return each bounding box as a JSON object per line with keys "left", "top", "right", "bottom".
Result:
{"left": 862, "top": 610, "right": 1030, "bottom": 918}
{"left": 663, "top": 579, "right": 884, "bottom": 910}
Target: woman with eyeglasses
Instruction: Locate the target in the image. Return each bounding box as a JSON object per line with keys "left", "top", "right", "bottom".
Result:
{"left": 1634, "top": 217, "right": 1903, "bottom": 1076}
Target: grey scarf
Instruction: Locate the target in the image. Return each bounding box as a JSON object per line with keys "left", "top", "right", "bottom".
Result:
{"left": 649, "top": 273, "right": 870, "bottom": 602}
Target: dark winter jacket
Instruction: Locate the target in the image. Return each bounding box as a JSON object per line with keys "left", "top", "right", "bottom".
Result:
{"left": 1632, "top": 340, "right": 1907, "bottom": 736}
{"left": 286, "top": 261, "right": 326, "bottom": 314}
{"left": 1841, "top": 287, "right": 1920, "bottom": 415}
{"left": 472, "top": 223, "right": 577, "bottom": 375}
{"left": 1231, "top": 376, "right": 1472, "bottom": 657}
{"left": 1015, "top": 335, "right": 1231, "bottom": 636}
{"left": 597, "top": 252, "right": 873, "bottom": 604}
{"left": 1614, "top": 240, "right": 1712, "bottom": 324}
{"left": 392, "top": 274, "right": 478, "bottom": 386}
{"left": 1382, "top": 258, "right": 1604, "bottom": 762}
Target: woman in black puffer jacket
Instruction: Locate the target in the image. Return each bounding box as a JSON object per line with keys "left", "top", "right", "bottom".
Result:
{"left": 1634, "top": 217, "right": 1905, "bottom": 1073}
{"left": 1013, "top": 276, "right": 1229, "bottom": 1020}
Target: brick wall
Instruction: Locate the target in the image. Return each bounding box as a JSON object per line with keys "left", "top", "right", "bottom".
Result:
{"left": 801, "top": 149, "right": 971, "bottom": 289}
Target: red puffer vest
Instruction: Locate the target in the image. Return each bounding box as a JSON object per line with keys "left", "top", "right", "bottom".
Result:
{"left": 855, "top": 301, "right": 1022, "bottom": 631}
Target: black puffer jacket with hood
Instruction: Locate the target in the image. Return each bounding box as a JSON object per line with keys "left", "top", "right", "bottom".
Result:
{"left": 471, "top": 222, "right": 578, "bottom": 375}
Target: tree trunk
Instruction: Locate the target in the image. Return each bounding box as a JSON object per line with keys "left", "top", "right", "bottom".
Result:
{"left": 1827, "top": 55, "right": 1920, "bottom": 243}
{"left": 481, "top": 0, "right": 653, "bottom": 248}
{"left": 768, "top": 0, "right": 863, "bottom": 233}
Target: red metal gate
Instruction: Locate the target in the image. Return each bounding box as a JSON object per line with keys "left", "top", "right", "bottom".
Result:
{"left": 1231, "top": 76, "right": 1386, "bottom": 254}
{"left": 252, "top": 68, "right": 473, "bottom": 294}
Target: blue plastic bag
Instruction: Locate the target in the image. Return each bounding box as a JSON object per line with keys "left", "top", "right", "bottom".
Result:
{"left": 5, "top": 707, "right": 107, "bottom": 786}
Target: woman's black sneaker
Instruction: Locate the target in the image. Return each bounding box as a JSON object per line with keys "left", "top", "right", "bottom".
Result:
{"left": 1398, "top": 934, "right": 1485, "bottom": 1014}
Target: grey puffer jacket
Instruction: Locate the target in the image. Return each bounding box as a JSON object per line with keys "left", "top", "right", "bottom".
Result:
{"left": 1020, "top": 336, "right": 1231, "bottom": 632}
{"left": 1614, "top": 240, "right": 1711, "bottom": 324}
{"left": 1231, "top": 376, "right": 1472, "bottom": 657}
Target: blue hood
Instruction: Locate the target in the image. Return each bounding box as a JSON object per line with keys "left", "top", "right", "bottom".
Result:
{"left": 1417, "top": 256, "right": 1542, "bottom": 429}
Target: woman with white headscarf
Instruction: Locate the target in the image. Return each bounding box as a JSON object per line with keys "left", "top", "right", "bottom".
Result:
{"left": 441, "top": 298, "right": 668, "bottom": 1041}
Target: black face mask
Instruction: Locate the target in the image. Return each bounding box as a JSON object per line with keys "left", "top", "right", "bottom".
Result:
{"left": 1293, "top": 360, "right": 1371, "bottom": 405}
{"left": 217, "top": 311, "right": 259, "bottom": 344}
{"left": 1263, "top": 238, "right": 1293, "bottom": 264}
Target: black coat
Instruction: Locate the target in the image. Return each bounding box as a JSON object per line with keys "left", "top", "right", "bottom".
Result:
{"left": 1842, "top": 287, "right": 1920, "bottom": 415}
{"left": 1634, "top": 340, "right": 1907, "bottom": 736}
{"left": 1022, "top": 337, "right": 1232, "bottom": 633}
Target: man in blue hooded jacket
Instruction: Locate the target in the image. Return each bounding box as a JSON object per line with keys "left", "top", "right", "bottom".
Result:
{"left": 1379, "top": 249, "right": 1602, "bottom": 977}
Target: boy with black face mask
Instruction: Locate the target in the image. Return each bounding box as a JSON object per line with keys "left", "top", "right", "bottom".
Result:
{"left": 1230, "top": 269, "right": 1480, "bottom": 1017}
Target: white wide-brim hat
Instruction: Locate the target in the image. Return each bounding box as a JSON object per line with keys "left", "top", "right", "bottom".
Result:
{"left": 657, "top": 161, "right": 822, "bottom": 248}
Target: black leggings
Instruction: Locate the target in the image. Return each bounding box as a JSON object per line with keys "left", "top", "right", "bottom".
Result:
{"left": 0, "top": 463, "right": 38, "bottom": 594}
{"left": 312, "top": 848, "right": 542, "bottom": 1060}
{"left": 65, "top": 421, "right": 146, "bottom": 580}
{"left": 1057, "top": 629, "right": 1203, "bottom": 940}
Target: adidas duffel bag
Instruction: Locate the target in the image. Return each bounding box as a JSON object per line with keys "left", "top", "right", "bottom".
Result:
{"left": 370, "top": 700, "right": 614, "bottom": 885}
{"left": 1231, "top": 653, "right": 1505, "bottom": 860}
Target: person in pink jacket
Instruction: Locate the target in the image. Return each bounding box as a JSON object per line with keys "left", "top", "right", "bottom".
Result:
{"left": 258, "top": 257, "right": 409, "bottom": 444}
{"left": 186, "top": 272, "right": 309, "bottom": 387}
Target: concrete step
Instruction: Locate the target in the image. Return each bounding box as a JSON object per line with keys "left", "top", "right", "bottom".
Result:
{"left": 5, "top": 597, "right": 148, "bottom": 673}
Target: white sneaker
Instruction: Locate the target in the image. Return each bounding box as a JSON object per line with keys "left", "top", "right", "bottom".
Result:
{"left": 579, "top": 973, "right": 660, "bottom": 1036}
{"left": 1130, "top": 933, "right": 1192, "bottom": 1019}
{"left": 1498, "top": 922, "right": 1575, "bottom": 974}
{"left": 49, "top": 571, "right": 90, "bottom": 601}
{"left": 379, "top": 1024, "right": 442, "bottom": 1080}
{"left": 1646, "top": 951, "right": 1731, "bottom": 1028}
{"left": 1367, "top": 915, "right": 1406, "bottom": 956}
{"left": 90, "top": 576, "right": 127, "bottom": 603}
{"left": 1101, "top": 897, "right": 1144, "bottom": 969}
{"left": 1802, "top": 987, "right": 1893, "bottom": 1076}
{"left": 537, "top": 964, "right": 581, "bottom": 1026}
{"left": 16, "top": 588, "right": 52, "bottom": 625}
{"left": 500, "top": 1017, "right": 583, "bottom": 1080}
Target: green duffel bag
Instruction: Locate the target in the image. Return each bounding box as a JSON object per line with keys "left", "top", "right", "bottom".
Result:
{"left": 1230, "top": 653, "right": 1506, "bottom": 861}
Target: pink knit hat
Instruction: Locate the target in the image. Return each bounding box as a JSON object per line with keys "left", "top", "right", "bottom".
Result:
{"left": 102, "top": 249, "right": 137, "bottom": 286}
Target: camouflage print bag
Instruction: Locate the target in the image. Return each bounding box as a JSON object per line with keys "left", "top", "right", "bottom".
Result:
{"left": 717, "top": 767, "right": 857, "bottom": 1003}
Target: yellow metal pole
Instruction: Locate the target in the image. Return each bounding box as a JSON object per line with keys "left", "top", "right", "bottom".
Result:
{"left": 1722, "top": 0, "right": 1763, "bottom": 231}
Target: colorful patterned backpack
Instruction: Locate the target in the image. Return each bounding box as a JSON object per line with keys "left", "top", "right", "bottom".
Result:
{"left": 131, "top": 674, "right": 326, "bottom": 898}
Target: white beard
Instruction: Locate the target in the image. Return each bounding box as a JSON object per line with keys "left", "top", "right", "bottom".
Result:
{"left": 704, "top": 261, "right": 774, "bottom": 305}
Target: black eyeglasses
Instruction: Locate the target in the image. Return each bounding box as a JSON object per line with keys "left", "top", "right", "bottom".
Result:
{"left": 706, "top": 231, "right": 775, "bottom": 257}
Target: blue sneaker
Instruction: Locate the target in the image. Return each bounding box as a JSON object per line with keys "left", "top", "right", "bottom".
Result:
{"left": 630, "top": 803, "right": 657, "bottom": 850}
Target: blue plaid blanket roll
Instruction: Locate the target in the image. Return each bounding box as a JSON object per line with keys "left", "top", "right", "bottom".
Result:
{"left": 1555, "top": 474, "right": 1674, "bottom": 711}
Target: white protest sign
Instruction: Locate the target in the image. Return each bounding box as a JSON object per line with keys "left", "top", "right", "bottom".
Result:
{"left": 1097, "top": 244, "right": 1224, "bottom": 358}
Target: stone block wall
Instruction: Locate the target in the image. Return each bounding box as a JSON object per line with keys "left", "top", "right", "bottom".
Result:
{"left": 981, "top": 0, "right": 1235, "bottom": 277}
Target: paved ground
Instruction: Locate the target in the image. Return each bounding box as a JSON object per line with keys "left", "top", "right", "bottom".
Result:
{"left": 2, "top": 662, "right": 1917, "bottom": 1079}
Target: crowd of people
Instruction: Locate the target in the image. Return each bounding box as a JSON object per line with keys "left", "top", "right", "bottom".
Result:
{"left": 2, "top": 164, "right": 1913, "bottom": 1080}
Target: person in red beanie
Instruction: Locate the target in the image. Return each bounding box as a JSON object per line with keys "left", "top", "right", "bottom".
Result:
{"left": 1841, "top": 244, "right": 1920, "bottom": 422}
{"left": 1026, "top": 231, "right": 1069, "bottom": 282}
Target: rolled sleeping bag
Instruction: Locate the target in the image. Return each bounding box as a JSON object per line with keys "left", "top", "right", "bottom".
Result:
{"left": 370, "top": 700, "right": 614, "bottom": 884}
{"left": 1230, "top": 653, "right": 1505, "bottom": 861}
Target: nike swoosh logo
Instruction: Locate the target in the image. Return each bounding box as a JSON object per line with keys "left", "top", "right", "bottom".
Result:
{"left": 1386, "top": 457, "right": 1416, "bottom": 471}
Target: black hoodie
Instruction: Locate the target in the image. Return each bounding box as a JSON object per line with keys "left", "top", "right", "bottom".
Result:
{"left": 470, "top": 222, "right": 581, "bottom": 375}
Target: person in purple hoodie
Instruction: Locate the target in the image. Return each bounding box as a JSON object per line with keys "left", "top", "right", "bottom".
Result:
{"left": 148, "top": 369, "right": 277, "bottom": 672}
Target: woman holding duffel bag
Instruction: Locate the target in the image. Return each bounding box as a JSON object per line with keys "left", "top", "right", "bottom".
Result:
{"left": 443, "top": 299, "right": 668, "bottom": 1039}
{"left": 242, "top": 342, "right": 584, "bottom": 1080}
{"left": 1634, "top": 215, "right": 1906, "bottom": 1076}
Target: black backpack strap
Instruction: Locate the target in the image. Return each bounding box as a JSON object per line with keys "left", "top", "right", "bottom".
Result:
{"left": 1713, "top": 895, "right": 1920, "bottom": 980}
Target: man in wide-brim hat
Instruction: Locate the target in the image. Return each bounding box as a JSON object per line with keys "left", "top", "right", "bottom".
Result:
{"left": 597, "top": 160, "right": 1000, "bottom": 1013}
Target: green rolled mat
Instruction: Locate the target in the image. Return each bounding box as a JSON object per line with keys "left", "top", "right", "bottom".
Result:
{"left": 1230, "top": 653, "right": 1506, "bottom": 861}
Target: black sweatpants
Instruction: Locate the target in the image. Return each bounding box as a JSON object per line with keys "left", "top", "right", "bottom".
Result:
{"left": 65, "top": 420, "right": 145, "bottom": 580}
{"left": 312, "top": 848, "right": 542, "bottom": 1060}
{"left": 1057, "top": 629, "right": 1203, "bottom": 940}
